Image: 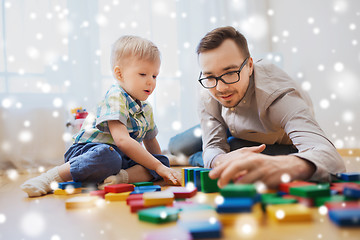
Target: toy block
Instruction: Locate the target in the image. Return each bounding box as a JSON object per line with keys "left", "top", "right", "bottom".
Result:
{"left": 260, "top": 193, "right": 278, "bottom": 202}
{"left": 289, "top": 184, "right": 330, "bottom": 198}
{"left": 194, "top": 168, "right": 210, "bottom": 191}
{"left": 218, "top": 203, "right": 263, "bottom": 227}
{"left": 105, "top": 191, "right": 131, "bottom": 201}
{"left": 182, "top": 167, "right": 199, "bottom": 187}
{"left": 138, "top": 207, "right": 179, "bottom": 224}
{"left": 54, "top": 188, "right": 82, "bottom": 195}
{"left": 200, "top": 170, "right": 219, "bottom": 193}
{"left": 143, "top": 226, "right": 192, "bottom": 240}
{"left": 89, "top": 190, "right": 106, "bottom": 198}
{"left": 216, "top": 197, "right": 253, "bottom": 213}
{"left": 325, "top": 201, "right": 360, "bottom": 210}
{"left": 131, "top": 185, "right": 161, "bottom": 194}
{"left": 178, "top": 219, "right": 222, "bottom": 239}
{"left": 266, "top": 203, "right": 312, "bottom": 222}
{"left": 330, "top": 182, "right": 359, "bottom": 194}
{"left": 282, "top": 195, "right": 314, "bottom": 207}
{"left": 65, "top": 196, "right": 98, "bottom": 209}
{"left": 328, "top": 208, "right": 360, "bottom": 226}
{"left": 343, "top": 185, "right": 360, "bottom": 198}
{"left": 126, "top": 194, "right": 143, "bottom": 205}
{"left": 143, "top": 191, "right": 175, "bottom": 207}
{"left": 314, "top": 195, "right": 349, "bottom": 207}
{"left": 180, "top": 203, "right": 215, "bottom": 212}
{"left": 278, "top": 181, "right": 315, "bottom": 193}
{"left": 58, "top": 181, "right": 82, "bottom": 190}
{"left": 129, "top": 199, "right": 151, "bottom": 213}
{"left": 220, "top": 183, "right": 257, "bottom": 198}
{"left": 179, "top": 209, "right": 218, "bottom": 222}
{"left": 133, "top": 181, "right": 154, "bottom": 187}
{"left": 165, "top": 186, "right": 197, "bottom": 199}
{"left": 104, "top": 183, "right": 134, "bottom": 193}
{"left": 337, "top": 172, "right": 360, "bottom": 182}
{"left": 261, "top": 197, "right": 297, "bottom": 211}
{"left": 187, "top": 168, "right": 201, "bottom": 184}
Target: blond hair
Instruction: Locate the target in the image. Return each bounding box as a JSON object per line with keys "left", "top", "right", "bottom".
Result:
{"left": 110, "top": 35, "right": 160, "bottom": 69}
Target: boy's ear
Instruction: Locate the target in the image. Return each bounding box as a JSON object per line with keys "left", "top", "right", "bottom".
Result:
{"left": 113, "top": 66, "right": 122, "bottom": 81}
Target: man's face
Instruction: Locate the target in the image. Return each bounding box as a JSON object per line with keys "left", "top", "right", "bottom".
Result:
{"left": 198, "top": 39, "right": 253, "bottom": 108}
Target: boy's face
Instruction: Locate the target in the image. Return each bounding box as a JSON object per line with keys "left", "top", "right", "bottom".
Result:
{"left": 114, "top": 57, "right": 160, "bottom": 101}
{"left": 198, "top": 39, "right": 253, "bottom": 108}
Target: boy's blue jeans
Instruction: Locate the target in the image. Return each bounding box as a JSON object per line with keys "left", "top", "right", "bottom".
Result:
{"left": 168, "top": 124, "right": 298, "bottom": 167}
{"left": 64, "top": 142, "right": 169, "bottom": 184}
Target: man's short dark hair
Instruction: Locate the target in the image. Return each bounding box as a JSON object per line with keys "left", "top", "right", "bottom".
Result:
{"left": 196, "top": 26, "right": 250, "bottom": 58}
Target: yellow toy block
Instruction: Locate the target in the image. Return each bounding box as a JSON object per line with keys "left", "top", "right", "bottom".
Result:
{"left": 54, "top": 188, "right": 82, "bottom": 195}
{"left": 143, "top": 191, "right": 174, "bottom": 206}
{"left": 65, "top": 196, "right": 98, "bottom": 209}
{"left": 105, "top": 191, "right": 131, "bottom": 201}
{"left": 266, "top": 203, "right": 312, "bottom": 222}
{"left": 218, "top": 203, "right": 263, "bottom": 226}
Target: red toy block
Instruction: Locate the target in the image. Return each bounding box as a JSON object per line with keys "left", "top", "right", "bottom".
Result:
{"left": 325, "top": 201, "right": 360, "bottom": 210}
{"left": 279, "top": 181, "right": 315, "bottom": 193}
{"left": 126, "top": 194, "right": 143, "bottom": 205}
{"left": 104, "top": 183, "right": 134, "bottom": 193}
{"left": 129, "top": 199, "right": 152, "bottom": 213}
{"left": 165, "top": 186, "right": 197, "bottom": 199}
{"left": 89, "top": 190, "right": 106, "bottom": 199}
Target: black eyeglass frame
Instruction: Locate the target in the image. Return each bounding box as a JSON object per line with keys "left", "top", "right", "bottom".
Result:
{"left": 198, "top": 57, "right": 249, "bottom": 89}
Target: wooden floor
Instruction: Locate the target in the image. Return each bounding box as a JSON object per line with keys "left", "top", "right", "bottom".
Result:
{"left": 0, "top": 157, "right": 360, "bottom": 240}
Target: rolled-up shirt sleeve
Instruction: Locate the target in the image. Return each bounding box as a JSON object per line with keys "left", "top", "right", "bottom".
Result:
{"left": 198, "top": 91, "right": 230, "bottom": 168}
{"left": 266, "top": 90, "right": 346, "bottom": 182}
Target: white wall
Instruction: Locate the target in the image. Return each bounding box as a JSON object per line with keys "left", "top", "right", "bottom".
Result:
{"left": 268, "top": 0, "right": 360, "bottom": 148}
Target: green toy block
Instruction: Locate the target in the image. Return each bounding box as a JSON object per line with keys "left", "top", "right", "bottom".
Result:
{"left": 200, "top": 170, "right": 219, "bottom": 193}
{"left": 314, "top": 195, "right": 352, "bottom": 207}
{"left": 133, "top": 182, "right": 154, "bottom": 187}
{"left": 187, "top": 168, "right": 198, "bottom": 184}
{"left": 220, "top": 183, "right": 257, "bottom": 198}
{"left": 260, "top": 193, "right": 279, "bottom": 202}
{"left": 138, "top": 207, "right": 179, "bottom": 224}
{"left": 289, "top": 184, "right": 330, "bottom": 198}
{"left": 261, "top": 197, "right": 297, "bottom": 211}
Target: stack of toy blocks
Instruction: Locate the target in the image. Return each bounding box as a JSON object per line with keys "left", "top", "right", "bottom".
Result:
{"left": 54, "top": 181, "right": 82, "bottom": 195}
{"left": 62, "top": 170, "right": 360, "bottom": 238}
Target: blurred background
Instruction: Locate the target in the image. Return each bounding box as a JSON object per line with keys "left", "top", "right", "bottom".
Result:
{"left": 0, "top": 0, "right": 359, "bottom": 171}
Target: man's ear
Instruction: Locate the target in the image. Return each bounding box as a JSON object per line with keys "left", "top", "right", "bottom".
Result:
{"left": 113, "top": 66, "right": 122, "bottom": 81}
{"left": 248, "top": 57, "right": 254, "bottom": 76}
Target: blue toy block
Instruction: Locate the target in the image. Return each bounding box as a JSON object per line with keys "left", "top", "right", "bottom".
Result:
{"left": 329, "top": 208, "right": 360, "bottom": 227}
{"left": 216, "top": 197, "right": 254, "bottom": 213}
{"left": 178, "top": 219, "right": 222, "bottom": 239}
{"left": 343, "top": 186, "right": 360, "bottom": 198}
{"left": 337, "top": 172, "right": 360, "bottom": 181}
{"left": 131, "top": 185, "right": 161, "bottom": 194}
{"left": 58, "top": 181, "right": 82, "bottom": 190}
{"left": 194, "top": 168, "right": 210, "bottom": 191}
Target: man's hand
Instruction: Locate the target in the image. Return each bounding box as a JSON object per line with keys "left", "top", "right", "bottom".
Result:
{"left": 209, "top": 145, "right": 316, "bottom": 189}
{"left": 156, "top": 165, "right": 182, "bottom": 186}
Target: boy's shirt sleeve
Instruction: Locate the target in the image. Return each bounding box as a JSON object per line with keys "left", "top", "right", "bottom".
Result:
{"left": 143, "top": 102, "right": 158, "bottom": 140}
{"left": 96, "top": 87, "right": 129, "bottom": 133}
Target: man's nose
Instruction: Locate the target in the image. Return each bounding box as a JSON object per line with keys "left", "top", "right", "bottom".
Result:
{"left": 216, "top": 79, "right": 228, "bottom": 92}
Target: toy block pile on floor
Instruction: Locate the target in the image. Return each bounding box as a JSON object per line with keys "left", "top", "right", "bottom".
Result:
{"left": 56, "top": 169, "right": 360, "bottom": 239}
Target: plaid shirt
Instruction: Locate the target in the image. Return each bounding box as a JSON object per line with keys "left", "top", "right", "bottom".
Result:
{"left": 73, "top": 84, "right": 158, "bottom": 144}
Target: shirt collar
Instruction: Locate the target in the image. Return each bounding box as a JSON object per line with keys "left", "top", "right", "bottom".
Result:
{"left": 118, "top": 85, "right": 143, "bottom": 114}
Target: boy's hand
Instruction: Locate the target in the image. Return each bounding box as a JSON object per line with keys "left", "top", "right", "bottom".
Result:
{"left": 156, "top": 165, "right": 182, "bottom": 186}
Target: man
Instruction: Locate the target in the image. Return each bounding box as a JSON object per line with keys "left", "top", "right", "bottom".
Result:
{"left": 196, "top": 26, "right": 345, "bottom": 188}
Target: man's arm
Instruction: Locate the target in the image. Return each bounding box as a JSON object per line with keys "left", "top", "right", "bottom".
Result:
{"left": 198, "top": 91, "right": 230, "bottom": 168}
{"left": 267, "top": 90, "right": 346, "bottom": 181}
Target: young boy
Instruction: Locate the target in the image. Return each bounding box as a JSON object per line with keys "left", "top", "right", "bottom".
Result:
{"left": 21, "top": 35, "right": 181, "bottom": 197}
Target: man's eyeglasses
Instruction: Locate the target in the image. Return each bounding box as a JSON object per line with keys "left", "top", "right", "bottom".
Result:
{"left": 198, "top": 57, "right": 249, "bottom": 89}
